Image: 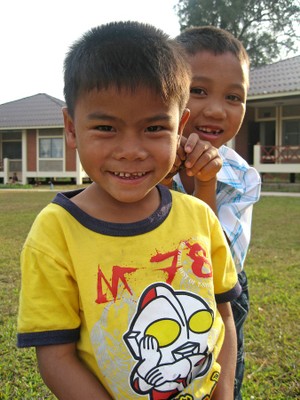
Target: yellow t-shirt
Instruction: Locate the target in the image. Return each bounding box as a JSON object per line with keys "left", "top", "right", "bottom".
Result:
{"left": 18, "top": 185, "right": 240, "bottom": 399}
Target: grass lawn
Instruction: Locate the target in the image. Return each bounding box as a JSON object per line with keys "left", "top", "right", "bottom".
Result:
{"left": 0, "top": 191, "right": 299, "bottom": 399}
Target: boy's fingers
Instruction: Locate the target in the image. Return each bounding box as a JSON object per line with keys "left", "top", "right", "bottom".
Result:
{"left": 186, "top": 156, "right": 223, "bottom": 180}
{"left": 185, "top": 144, "right": 219, "bottom": 169}
{"left": 178, "top": 133, "right": 222, "bottom": 180}
{"left": 177, "top": 146, "right": 186, "bottom": 162}
{"left": 179, "top": 135, "right": 188, "bottom": 147}
{"left": 199, "top": 157, "right": 223, "bottom": 177}
{"left": 184, "top": 133, "right": 205, "bottom": 153}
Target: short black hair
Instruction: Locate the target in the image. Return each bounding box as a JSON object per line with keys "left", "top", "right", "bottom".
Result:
{"left": 176, "top": 26, "right": 249, "bottom": 68}
{"left": 64, "top": 21, "right": 191, "bottom": 117}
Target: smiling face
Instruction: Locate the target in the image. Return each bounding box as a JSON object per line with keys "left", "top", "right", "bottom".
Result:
{"left": 64, "top": 86, "right": 189, "bottom": 216}
{"left": 184, "top": 51, "right": 249, "bottom": 149}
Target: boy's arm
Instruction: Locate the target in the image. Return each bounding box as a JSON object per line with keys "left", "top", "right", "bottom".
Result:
{"left": 36, "top": 343, "right": 112, "bottom": 400}
{"left": 193, "top": 177, "right": 218, "bottom": 214}
{"left": 212, "top": 302, "right": 237, "bottom": 400}
{"left": 183, "top": 134, "right": 221, "bottom": 214}
{"left": 178, "top": 137, "right": 261, "bottom": 269}
{"left": 218, "top": 164, "right": 261, "bottom": 270}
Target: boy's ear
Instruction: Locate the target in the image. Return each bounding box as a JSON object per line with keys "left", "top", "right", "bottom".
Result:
{"left": 62, "top": 107, "right": 77, "bottom": 149}
{"left": 177, "top": 108, "right": 190, "bottom": 145}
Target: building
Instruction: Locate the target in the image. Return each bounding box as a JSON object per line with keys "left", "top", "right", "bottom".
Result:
{"left": 235, "top": 55, "right": 300, "bottom": 176}
{"left": 1, "top": 55, "right": 300, "bottom": 184}
{"left": 0, "top": 93, "right": 87, "bottom": 184}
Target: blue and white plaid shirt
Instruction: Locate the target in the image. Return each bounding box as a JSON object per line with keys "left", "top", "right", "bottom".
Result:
{"left": 173, "top": 145, "right": 261, "bottom": 273}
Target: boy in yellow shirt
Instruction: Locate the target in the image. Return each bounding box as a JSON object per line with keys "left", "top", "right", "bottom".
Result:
{"left": 17, "top": 21, "right": 241, "bottom": 399}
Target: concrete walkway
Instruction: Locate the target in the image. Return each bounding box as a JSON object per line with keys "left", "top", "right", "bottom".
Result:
{"left": 261, "top": 191, "right": 300, "bottom": 197}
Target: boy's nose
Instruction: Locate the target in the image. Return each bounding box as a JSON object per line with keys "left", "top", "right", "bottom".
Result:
{"left": 203, "top": 102, "right": 226, "bottom": 120}
{"left": 113, "top": 134, "right": 148, "bottom": 160}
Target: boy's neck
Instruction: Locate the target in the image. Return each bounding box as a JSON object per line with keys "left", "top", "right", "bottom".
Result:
{"left": 70, "top": 183, "right": 161, "bottom": 223}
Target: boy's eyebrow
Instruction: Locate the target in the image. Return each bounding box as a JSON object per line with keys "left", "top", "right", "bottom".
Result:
{"left": 144, "top": 114, "right": 173, "bottom": 123}
{"left": 87, "top": 112, "right": 117, "bottom": 121}
{"left": 87, "top": 112, "right": 173, "bottom": 123}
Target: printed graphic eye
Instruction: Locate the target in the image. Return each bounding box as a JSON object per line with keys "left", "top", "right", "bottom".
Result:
{"left": 145, "top": 319, "right": 181, "bottom": 347}
{"left": 188, "top": 310, "right": 213, "bottom": 334}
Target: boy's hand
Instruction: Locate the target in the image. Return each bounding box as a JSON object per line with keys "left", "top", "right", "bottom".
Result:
{"left": 161, "top": 133, "right": 222, "bottom": 187}
{"left": 182, "top": 133, "right": 222, "bottom": 182}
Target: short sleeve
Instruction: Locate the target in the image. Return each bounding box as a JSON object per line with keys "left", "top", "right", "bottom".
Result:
{"left": 17, "top": 209, "right": 81, "bottom": 347}
{"left": 217, "top": 153, "right": 261, "bottom": 272}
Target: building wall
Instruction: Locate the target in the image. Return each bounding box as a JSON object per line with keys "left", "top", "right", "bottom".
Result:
{"left": 27, "top": 129, "right": 37, "bottom": 171}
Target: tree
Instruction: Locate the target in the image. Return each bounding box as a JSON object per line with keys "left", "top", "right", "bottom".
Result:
{"left": 175, "top": 0, "right": 300, "bottom": 66}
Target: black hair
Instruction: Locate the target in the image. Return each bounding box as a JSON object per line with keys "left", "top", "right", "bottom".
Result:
{"left": 64, "top": 21, "right": 191, "bottom": 117}
{"left": 176, "top": 26, "right": 249, "bottom": 68}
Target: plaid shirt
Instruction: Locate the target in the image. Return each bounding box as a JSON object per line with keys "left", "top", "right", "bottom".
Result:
{"left": 173, "top": 145, "right": 261, "bottom": 273}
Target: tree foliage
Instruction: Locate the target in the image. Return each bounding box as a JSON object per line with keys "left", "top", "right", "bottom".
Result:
{"left": 175, "top": 0, "right": 300, "bottom": 66}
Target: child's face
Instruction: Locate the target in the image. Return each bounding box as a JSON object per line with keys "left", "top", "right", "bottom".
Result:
{"left": 64, "top": 87, "right": 189, "bottom": 205}
{"left": 184, "top": 51, "right": 249, "bottom": 149}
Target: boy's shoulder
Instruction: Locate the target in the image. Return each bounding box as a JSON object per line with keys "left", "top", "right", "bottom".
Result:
{"left": 26, "top": 190, "right": 82, "bottom": 237}
{"left": 217, "top": 145, "right": 261, "bottom": 188}
{"left": 33, "top": 190, "right": 81, "bottom": 220}
{"left": 218, "top": 145, "right": 248, "bottom": 167}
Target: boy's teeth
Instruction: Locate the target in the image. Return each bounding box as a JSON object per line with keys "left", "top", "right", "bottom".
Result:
{"left": 113, "top": 172, "right": 146, "bottom": 177}
{"left": 201, "top": 127, "right": 222, "bottom": 134}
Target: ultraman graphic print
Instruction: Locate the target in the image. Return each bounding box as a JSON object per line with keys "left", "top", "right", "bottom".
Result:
{"left": 123, "top": 283, "right": 214, "bottom": 399}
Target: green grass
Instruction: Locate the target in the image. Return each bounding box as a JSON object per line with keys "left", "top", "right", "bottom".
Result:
{"left": 0, "top": 183, "right": 33, "bottom": 189}
{"left": 242, "top": 196, "right": 300, "bottom": 399}
{"left": 0, "top": 192, "right": 299, "bottom": 399}
{"left": 0, "top": 191, "right": 56, "bottom": 400}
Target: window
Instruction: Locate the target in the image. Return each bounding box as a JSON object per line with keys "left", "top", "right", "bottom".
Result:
{"left": 38, "top": 129, "right": 64, "bottom": 172}
{"left": 1, "top": 131, "right": 22, "bottom": 159}
{"left": 257, "top": 107, "right": 276, "bottom": 119}
{"left": 39, "top": 138, "right": 63, "bottom": 158}
{"left": 282, "top": 104, "right": 300, "bottom": 146}
{"left": 2, "top": 131, "right": 22, "bottom": 140}
{"left": 3, "top": 142, "right": 22, "bottom": 159}
{"left": 259, "top": 121, "right": 276, "bottom": 146}
{"left": 282, "top": 120, "right": 300, "bottom": 146}
{"left": 282, "top": 105, "right": 300, "bottom": 117}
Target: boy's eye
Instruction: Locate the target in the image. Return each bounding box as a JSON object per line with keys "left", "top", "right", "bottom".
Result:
{"left": 227, "top": 94, "right": 243, "bottom": 103}
{"left": 146, "top": 125, "right": 163, "bottom": 132}
{"left": 96, "top": 125, "right": 114, "bottom": 132}
{"left": 190, "top": 87, "right": 206, "bottom": 96}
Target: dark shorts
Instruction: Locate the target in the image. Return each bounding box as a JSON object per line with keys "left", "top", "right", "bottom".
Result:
{"left": 231, "top": 270, "right": 250, "bottom": 400}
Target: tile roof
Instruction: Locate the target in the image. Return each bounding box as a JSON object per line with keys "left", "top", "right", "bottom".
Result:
{"left": 249, "top": 55, "right": 300, "bottom": 97}
{"left": 0, "top": 93, "right": 65, "bottom": 129}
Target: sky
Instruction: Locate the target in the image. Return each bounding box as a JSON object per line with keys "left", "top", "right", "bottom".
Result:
{"left": 0, "top": 0, "right": 180, "bottom": 105}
